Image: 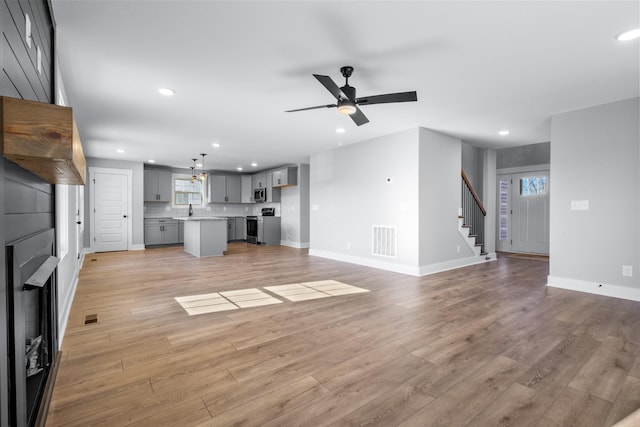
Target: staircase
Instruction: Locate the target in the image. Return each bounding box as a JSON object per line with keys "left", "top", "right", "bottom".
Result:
{"left": 460, "top": 170, "right": 487, "bottom": 256}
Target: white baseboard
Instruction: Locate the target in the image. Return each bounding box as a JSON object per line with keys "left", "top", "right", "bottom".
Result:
{"left": 419, "top": 254, "right": 496, "bottom": 276}
{"left": 547, "top": 275, "right": 640, "bottom": 302}
{"left": 309, "top": 249, "right": 494, "bottom": 277}
{"left": 309, "top": 249, "right": 421, "bottom": 276}
{"left": 281, "top": 241, "right": 310, "bottom": 249}
{"left": 131, "top": 244, "right": 145, "bottom": 251}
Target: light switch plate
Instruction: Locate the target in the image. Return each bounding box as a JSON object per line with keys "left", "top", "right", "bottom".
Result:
{"left": 25, "top": 14, "right": 31, "bottom": 48}
{"left": 571, "top": 200, "right": 589, "bottom": 211}
{"left": 622, "top": 265, "right": 633, "bottom": 277}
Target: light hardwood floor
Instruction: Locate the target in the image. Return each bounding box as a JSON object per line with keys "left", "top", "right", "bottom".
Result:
{"left": 46, "top": 244, "right": 640, "bottom": 426}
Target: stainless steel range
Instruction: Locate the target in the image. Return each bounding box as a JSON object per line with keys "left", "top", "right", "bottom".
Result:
{"left": 246, "top": 208, "right": 281, "bottom": 245}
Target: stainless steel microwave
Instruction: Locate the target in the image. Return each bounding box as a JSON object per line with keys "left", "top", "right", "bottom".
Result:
{"left": 253, "top": 187, "right": 266, "bottom": 203}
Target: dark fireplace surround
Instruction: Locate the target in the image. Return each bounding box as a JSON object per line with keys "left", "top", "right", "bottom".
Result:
{"left": 6, "top": 228, "right": 58, "bottom": 426}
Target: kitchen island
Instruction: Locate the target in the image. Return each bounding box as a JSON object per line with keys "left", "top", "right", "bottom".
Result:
{"left": 175, "top": 217, "right": 227, "bottom": 257}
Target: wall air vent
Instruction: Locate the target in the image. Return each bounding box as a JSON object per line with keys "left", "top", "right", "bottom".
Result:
{"left": 372, "top": 225, "right": 397, "bottom": 258}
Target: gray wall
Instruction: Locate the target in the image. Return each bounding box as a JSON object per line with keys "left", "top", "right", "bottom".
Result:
{"left": 310, "top": 127, "right": 476, "bottom": 275}
{"left": 482, "top": 148, "right": 497, "bottom": 255}
{"left": 497, "top": 141, "right": 550, "bottom": 169}
{"left": 462, "top": 141, "right": 483, "bottom": 199}
{"left": 1, "top": 0, "right": 55, "bottom": 423}
{"left": 280, "top": 164, "right": 310, "bottom": 247}
{"left": 310, "top": 128, "right": 421, "bottom": 271}
{"left": 549, "top": 98, "right": 639, "bottom": 298}
{"left": 419, "top": 128, "right": 475, "bottom": 266}
{"left": 84, "top": 158, "right": 145, "bottom": 249}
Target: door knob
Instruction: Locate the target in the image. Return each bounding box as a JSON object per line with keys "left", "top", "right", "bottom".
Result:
{"left": 76, "top": 221, "right": 82, "bottom": 225}
{"left": 123, "top": 215, "right": 128, "bottom": 218}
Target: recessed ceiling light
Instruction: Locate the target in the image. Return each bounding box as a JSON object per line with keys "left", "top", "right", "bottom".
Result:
{"left": 158, "top": 88, "right": 175, "bottom": 96}
{"left": 116, "top": 148, "right": 126, "bottom": 153}
{"left": 336, "top": 128, "right": 346, "bottom": 134}
{"left": 237, "top": 167, "right": 243, "bottom": 171}
{"left": 148, "top": 159, "right": 155, "bottom": 163}
{"left": 617, "top": 28, "right": 640, "bottom": 41}
{"left": 251, "top": 162, "right": 258, "bottom": 167}
{"left": 498, "top": 130, "right": 510, "bottom": 136}
{"left": 212, "top": 143, "right": 221, "bottom": 148}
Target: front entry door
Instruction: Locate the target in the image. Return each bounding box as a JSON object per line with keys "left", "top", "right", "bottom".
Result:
{"left": 511, "top": 171, "right": 550, "bottom": 254}
{"left": 91, "top": 169, "right": 129, "bottom": 252}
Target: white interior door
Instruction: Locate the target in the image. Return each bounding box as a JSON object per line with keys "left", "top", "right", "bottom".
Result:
{"left": 91, "top": 169, "right": 129, "bottom": 252}
{"left": 511, "top": 171, "right": 550, "bottom": 254}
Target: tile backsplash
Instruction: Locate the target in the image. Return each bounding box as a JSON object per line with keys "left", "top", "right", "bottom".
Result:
{"left": 144, "top": 202, "right": 280, "bottom": 218}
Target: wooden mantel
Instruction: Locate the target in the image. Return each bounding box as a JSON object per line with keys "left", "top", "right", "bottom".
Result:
{"left": 1, "top": 96, "right": 86, "bottom": 185}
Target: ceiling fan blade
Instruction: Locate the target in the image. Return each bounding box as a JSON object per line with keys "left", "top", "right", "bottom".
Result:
{"left": 285, "top": 104, "right": 336, "bottom": 112}
{"left": 313, "top": 74, "right": 345, "bottom": 100}
{"left": 350, "top": 106, "right": 369, "bottom": 126}
{"left": 357, "top": 91, "right": 417, "bottom": 105}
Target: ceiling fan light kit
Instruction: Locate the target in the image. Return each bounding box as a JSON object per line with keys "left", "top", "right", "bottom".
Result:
{"left": 286, "top": 65, "right": 417, "bottom": 126}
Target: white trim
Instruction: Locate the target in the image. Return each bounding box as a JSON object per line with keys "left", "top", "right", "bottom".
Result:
{"left": 57, "top": 271, "right": 79, "bottom": 349}
{"left": 130, "top": 244, "right": 146, "bottom": 251}
{"left": 496, "top": 163, "right": 550, "bottom": 175}
{"left": 309, "top": 249, "right": 495, "bottom": 277}
{"left": 419, "top": 254, "right": 496, "bottom": 276}
{"left": 547, "top": 275, "right": 640, "bottom": 302}
{"left": 89, "top": 167, "right": 133, "bottom": 252}
{"left": 281, "top": 241, "right": 310, "bottom": 249}
{"left": 309, "top": 249, "right": 421, "bottom": 276}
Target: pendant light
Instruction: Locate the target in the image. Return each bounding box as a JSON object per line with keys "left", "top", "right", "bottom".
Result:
{"left": 199, "top": 153, "right": 208, "bottom": 181}
{"left": 191, "top": 158, "right": 198, "bottom": 183}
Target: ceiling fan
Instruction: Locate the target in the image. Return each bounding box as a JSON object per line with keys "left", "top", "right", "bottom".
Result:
{"left": 285, "top": 66, "right": 418, "bottom": 126}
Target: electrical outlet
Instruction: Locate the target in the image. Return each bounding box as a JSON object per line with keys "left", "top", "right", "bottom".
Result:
{"left": 206, "top": 206, "right": 211, "bottom": 211}
{"left": 457, "top": 245, "right": 460, "bottom": 253}
{"left": 346, "top": 241, "right": 351, "bottom": 250}
{"left": 165, "top": 206, "right": 170, "bottom": 211}
{"left": 622, "top": 265, "right": 633, "bottom": 277}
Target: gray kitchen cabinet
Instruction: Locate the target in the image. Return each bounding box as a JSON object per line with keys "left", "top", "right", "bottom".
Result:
{"left": 253, "top": 171, "right": 280, "bottom": 202}
{"left": 241, "top": 175, "right": 254, "bottom": 203}
{"left": 252, "top": 172, "right": 267, "bottom": 189}
{"left": 145, "top": 218, "right": 179, "bottom": 245}
{"left": 208, "top": 175, "right": 242, "bottom": 203}
{"left": 226, "top": 217, "right": 236, "bottom": 242}
{"left": 226, "top": 175, "right": 241, "bottom": 203}
{"left": 208, "top": 175, "right": 227, "bottom": 203}
{"left": 272, "top": 167, "right": 297, "bottom": 187}
{"left": 235, "top": 216, "right": 245, "bottom": 240}
{"left": 144, "top": 169, "right": 172, "bottom": 202}
{"left": 144, "top": 223, "right": 163, "bottom": 245}
{"left": 178, "top": 221, "right": 184, "bottom": 244}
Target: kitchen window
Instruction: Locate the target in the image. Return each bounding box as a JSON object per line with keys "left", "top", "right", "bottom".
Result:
{"left": 174, "top": 178, "right": 204, "bottom": 206}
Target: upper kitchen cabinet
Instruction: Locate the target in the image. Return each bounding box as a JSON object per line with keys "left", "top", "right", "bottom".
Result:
{"left": 241, "top": 175, "right": 254, "bottom": 203}
{"left": 272, "top": 167, "right": 297, "bottom": 188}
{"left": 252, "top": 172, "right": 268, "bottom": 189}
{"left": 207, "top": 175, "right": 241, "bottom": 203}
{"left": 144, "top": 169, "right": 172, "bottom": 202}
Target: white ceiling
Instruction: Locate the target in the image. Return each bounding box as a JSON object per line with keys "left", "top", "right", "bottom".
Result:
{"left": 51, "top": 1, "right": 639, "bottom": 172}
